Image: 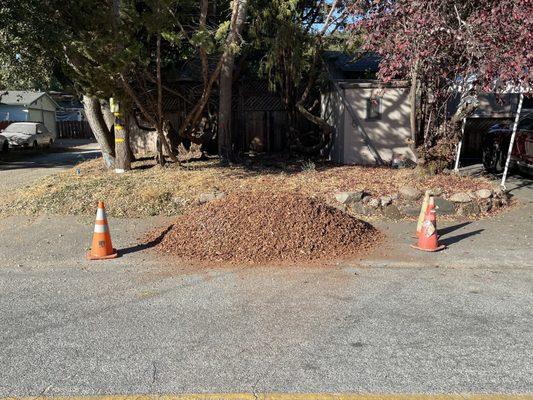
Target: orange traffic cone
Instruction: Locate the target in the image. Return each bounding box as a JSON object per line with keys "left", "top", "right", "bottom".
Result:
{"left": 411, "top": 197, "right": 445, "bottom": 252}
{"left": 87, "top": 201, "right": 118, "bottom": 260}
{"left": 416, "top": 190, "right": 431, "bottom": 237}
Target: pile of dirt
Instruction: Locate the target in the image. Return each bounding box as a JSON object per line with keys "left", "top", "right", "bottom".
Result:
{"left": 151, "top": 191, "right": 381, "bottom": 264}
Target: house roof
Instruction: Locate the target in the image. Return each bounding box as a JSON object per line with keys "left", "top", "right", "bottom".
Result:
{"left": 49, "top": 92, "right": 84, "bottom": 109}
{"left": 323, "top": 51, "right": 382, "bottom": 80}
{"left": 0, "top": 90, "right": 58, "bottom": 107}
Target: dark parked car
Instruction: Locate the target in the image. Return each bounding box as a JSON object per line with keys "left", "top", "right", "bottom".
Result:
{"left": 482, "top": 113, "right": 533, "bottom": 173}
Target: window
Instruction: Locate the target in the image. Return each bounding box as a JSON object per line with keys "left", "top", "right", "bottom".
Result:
{"left": 366, "top": 97, "right": 382, "bottom": 120}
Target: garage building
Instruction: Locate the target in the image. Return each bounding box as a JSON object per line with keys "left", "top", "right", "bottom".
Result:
{"left": 0, "top": 91, "right": 58, "bottom": 136}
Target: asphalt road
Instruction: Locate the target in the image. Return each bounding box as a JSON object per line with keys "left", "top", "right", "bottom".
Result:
{"left": 0, "top": 151, "right": 532, "bottom": 395}
{"left": 0, "top": 139, "right": 100, "bottom": 192}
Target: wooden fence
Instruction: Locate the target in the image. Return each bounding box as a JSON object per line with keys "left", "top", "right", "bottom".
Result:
{"left": 57, "top": 121, "right": 93, "bottom": 139}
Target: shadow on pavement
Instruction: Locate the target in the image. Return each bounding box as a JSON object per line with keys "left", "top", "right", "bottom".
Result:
{"left": 440, "top": 229, "right": 484, "bottom": 247}
{"left": 439, "top": 222, "right": 471, "bottom": 237}
{"left": 506, "top": 177, "right": 533, "bottom": 194}
{"left": 120, "top": 224, "right": 174, "bottom": 255}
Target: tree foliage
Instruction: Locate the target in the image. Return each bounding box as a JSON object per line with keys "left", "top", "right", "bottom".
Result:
{"left": 249, "top": 0, "right": 351, "bottom": 153}
{"left": 350, "top": 0, "right": 533, "bottom": 167}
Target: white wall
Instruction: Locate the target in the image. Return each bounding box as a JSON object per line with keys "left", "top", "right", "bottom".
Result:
{"left": 322, "top": 88, "right": 345, "bottom": 163}
{"left": 341, "top": 83, "right": 415, "bottom": 165}
{"left": 42, "top": 111, "right": 57, "bottom": 136}
{"left": 27, "top": 94, "right": 58, "bottom": 135}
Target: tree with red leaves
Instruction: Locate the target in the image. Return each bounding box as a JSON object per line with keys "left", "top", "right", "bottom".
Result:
{"left": 350, "top": 0, "right": 533, "bottom": 169}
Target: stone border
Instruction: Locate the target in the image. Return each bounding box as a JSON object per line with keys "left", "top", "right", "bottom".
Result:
{"left": 334, "top": 186, "right": 510, "bottom": 220}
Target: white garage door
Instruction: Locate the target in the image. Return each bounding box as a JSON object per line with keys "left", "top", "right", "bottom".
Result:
{"left": 42, "top": 110, "right": 57, "bottom": 137}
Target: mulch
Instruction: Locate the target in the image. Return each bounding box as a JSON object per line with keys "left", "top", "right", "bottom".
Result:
{"left": 150, "top": 191, "right": 382, "bottom": 265}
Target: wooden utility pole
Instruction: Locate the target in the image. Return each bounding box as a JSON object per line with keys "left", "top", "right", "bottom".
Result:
{"left": 110, "top": 98, "right": 131, "bottom": 173}
{"left": 111, "top": 0, "right": 131, "bottom": 173}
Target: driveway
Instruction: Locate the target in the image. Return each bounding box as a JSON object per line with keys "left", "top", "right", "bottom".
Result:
{"left": 0, "top": 162, "right": 532, "bottom": 396}
{"left": 0, "top": 139, "right": 100, "bottom": 192}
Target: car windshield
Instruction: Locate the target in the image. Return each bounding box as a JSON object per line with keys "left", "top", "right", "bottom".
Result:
{"left": 3, "top": 123, "right": 35, "bottom": 134}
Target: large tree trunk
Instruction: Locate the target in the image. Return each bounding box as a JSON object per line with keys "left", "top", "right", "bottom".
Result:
{"left": 217, "top": 0, "right": 248, "bottom": 163}
{"left": 101, "top": 100, "right": 115, "bottom": 131}
{"left": 83, "top": 94, "right": 115, "bottom": 168}
{"left": 111, "top": 0, "right": 131, "bottom": 173}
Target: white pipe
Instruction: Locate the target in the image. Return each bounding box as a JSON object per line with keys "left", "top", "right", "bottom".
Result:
{"left": 454, "top": 118, "right": 466, "bottom": 172}
{"left": 501, "top": 92, "right": 524, "bottom": 190}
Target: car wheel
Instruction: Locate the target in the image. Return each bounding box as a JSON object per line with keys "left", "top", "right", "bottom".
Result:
{"left": 494, "top": 146, "right": 505, "bottom": 173}
{"left": 482, "top": 142, "right": 495, "bottom": 172}
{"left": 482, "top": 141, "right": 504, "bottom": 173}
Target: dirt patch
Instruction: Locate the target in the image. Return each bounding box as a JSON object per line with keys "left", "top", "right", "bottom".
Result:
{"left": 150, "top": 191, "right": 381, "bottom": 265}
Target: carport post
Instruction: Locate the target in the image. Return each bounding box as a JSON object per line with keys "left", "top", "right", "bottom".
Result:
{"left": 454, "top": 118, "right": 466, "bottom": 172}
{"left": 501, "top": 92, "right": 524, "bottom": 190}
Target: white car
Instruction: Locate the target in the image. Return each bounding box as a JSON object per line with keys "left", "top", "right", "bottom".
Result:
{"left": 0, "top": 134, "right": 8, "bottom": 153}
{"left": 2, "top": 122, "right": 54, "bottom": 150}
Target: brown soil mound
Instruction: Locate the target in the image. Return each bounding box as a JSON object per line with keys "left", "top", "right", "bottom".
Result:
{"left": 152, "top": 192, "right": 381, "bottom": 264}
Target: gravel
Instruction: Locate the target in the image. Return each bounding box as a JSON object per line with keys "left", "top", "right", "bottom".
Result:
{"left": 151, "top": 191, "right": 381, "bottom": 264}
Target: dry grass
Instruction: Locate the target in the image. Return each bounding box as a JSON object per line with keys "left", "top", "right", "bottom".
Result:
{"left": 0, "top": 156, "right": 497, "bottom": 218}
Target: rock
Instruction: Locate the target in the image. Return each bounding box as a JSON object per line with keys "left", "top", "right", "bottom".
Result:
{"left": 349, "top": 202, "right": 371, "bottom": 216}
{"left": 430, "top": 187, "right": 443, "bottom": 196}
{"left": 449, "top": 192, "right": 472, "bottom": 203}
{"left": 383, "top": 205, "right": 402, "bottom": 220}
{"left": 493, "top": 188, "right": 510, "bottom": 202}
{"left": 479, "top": 199, "right": 493, "bottom": 213}
{"left": 399, "top": 186, "right": 422, "bottom": 200}
{"left": 367, "top": 198, "right": 380, "bottom": 208}
{"left": 475, "top": 189, "right": 493, "bottom": 200}
{"left": 332, "top": 203, "right": 347, "bottom": 213}
{"left": 198, "top": 191, "right": 226, "bottom": 204}
{"left": 398, "top": 203, "right": 421, "bottom": 217}
{"left": 334, "top": 191, "right": 364, "bottom": 205}
{"left": 457, "top": 202, "right": 481, "bottom": 217}
{"left": 380, "top": 195, "right": 393, "bottom": 207}
{"left": 493, "top": 187, "right": 505, "bottom": 197}
{"left": 434, "top": 197, "right": 455, "bottom": 215}
{"left": 172, "top": 196, "right": 187, "bottom": 206}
